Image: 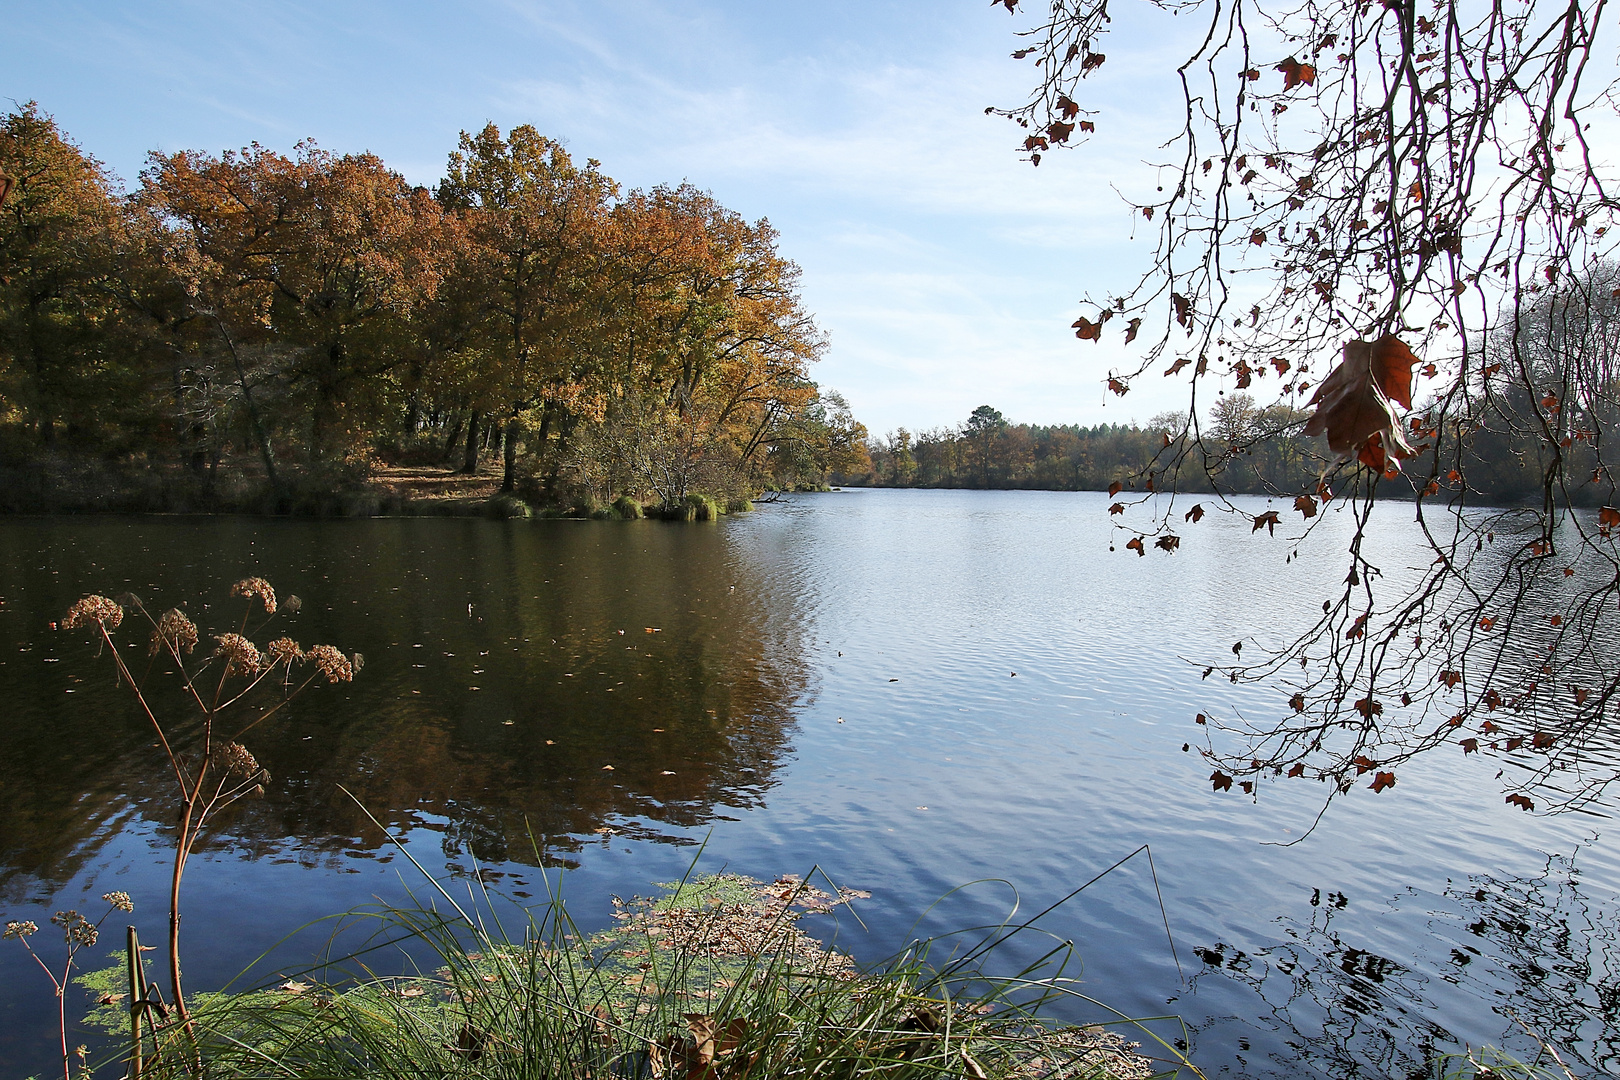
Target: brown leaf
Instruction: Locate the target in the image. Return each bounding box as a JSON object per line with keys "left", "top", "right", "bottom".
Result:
{"left": 1289, "top": 692, "right": 1306, "bottom": 712}
{"left": 450, "top": 1023, "right": 488, "bottom": 1061}
{"left": 1301, "top": 335, "right": 1420, "bottom": 473}
{"left": 1073, "top": 316, "right": 1102, "bottom": 341}
{"left": 1506, "top": 793, "right": 1535, "bottom": 812}
{"left": 1287, "top": 763, "right": 1306, "bottom": 777}
{"left": 1460, "top": 738, "right": 1478, "bottom": 753}
{"left": 1369, "top": 771, "right": 1397, "bottom": 793}
{"left": 1124, "top": 317, "right": 1142, "bottom": 344}
{"left": 1293, "top": 495, "right": 1318, "bottom": 519}
{"left": 1185, "top": 503, "right": 1205, "bottom": 523}
{"left": 1211, "top": 770, "right": 1233, "bottom": 792}
{"left": 1155, "top": 534, "right": 1181, "bottom": 553}
{"left": 1353, "top": 755, "right": 1377, "bottom": 775}
{"left": 1599, "top": 506, "right": 1620, "bottom": 529}
{"left": 1249, "top": 229, "right": 1267, "bottom": 246}
{"left": 1057, "top": 95, "right": 1079, "bottom": 119}
{"left": 1125, "top": 536, "right": 1145, "bottom": 556}
{"left": 1171, "top": 292, "right": 1192, "bottom": 328}
{"left": 1276, "top": 56, "right": 1317, "bottom": 89}
{"left": 1081, "top": 51, "right": 1106, "bottom": 73}
{"left": 1108, "top": 376, "right": 1130, "bottom": 395}
{"left": 1252, "top": 510, "right": 1281, "bottom": 535}
{"left": 1438, "top": 670, "right": 1461, "bottom": 688}
{"left": 1165, "top": 357, "right": 1191, "bottom": 376}
{"left": 1078, "top": 120, "right": 1095, "bottom": 133}
{"left": 1108, "top": 502, "right": 1126, "bottom": 515}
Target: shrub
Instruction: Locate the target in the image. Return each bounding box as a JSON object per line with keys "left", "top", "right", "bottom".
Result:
{"left": 610, "top": 494, "right": 643, "bottom": 520}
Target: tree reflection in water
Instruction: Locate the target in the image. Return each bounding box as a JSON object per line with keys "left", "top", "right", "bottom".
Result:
{"left": 1185, "top": 851, "right": 1618, "bottom": 1078}
{"left": 0, "top": 517, "right": 813, "bottom": 900}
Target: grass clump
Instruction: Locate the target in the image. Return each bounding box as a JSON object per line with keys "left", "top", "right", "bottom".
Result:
{"left": 487, "top": 493, "right": 534, "bottom": 519}
{"left": 97, "top": 872, "right": 1179, "bottom": 1080}
{"left": 610, "top": 494, "right": 644, "bottom": 520}
{"left": 725, "top": 498, "right": 754, "bottom": 514}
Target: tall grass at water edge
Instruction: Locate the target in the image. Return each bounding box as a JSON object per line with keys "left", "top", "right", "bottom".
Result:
{"left": 77, "top": 852, "right": 1198, "bottom": 1080}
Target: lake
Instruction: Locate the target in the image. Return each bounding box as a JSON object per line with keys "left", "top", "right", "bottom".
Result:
{"left": 1, "top": 489, "right": 1616, "bottom": 1078}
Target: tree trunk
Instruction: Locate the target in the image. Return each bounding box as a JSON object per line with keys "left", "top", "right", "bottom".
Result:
{"left": 442, "top": 411, "right": 465, "bottom": 462}
{"left": 502, "top": 416, "right": 520, "bottom": 492}
{"left": 461, "top": 410, "right": 481, "bottom": 473}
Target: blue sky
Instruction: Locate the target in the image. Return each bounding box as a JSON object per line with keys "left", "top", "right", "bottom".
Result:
{"left": 1, "top": 0, "right": 1201, "bottom": 436}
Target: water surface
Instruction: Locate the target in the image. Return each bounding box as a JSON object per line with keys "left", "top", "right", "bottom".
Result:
{"left": 0, "top": 491, "right": 1615, "bottom": 1078}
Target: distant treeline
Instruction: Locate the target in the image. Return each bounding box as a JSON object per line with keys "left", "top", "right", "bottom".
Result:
{"left": 850, "top": 309, "right": 1620, "bottom": 511}
{"left": 0, "top": 104, "right": 869, "bottom": 514}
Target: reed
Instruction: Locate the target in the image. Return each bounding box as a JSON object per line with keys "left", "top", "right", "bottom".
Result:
{"left": 98, "top": 865, "right": 1192, "bottom": 1080}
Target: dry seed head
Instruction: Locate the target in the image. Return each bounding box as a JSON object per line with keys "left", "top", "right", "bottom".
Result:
{"left": 231, "top": 577, "right": 277, "bottom": 615}
{"left": 63, "top": 596, "right": 124, "bottom": 631}
{"left": 266, "top": 637, "right": 303, "bottom": 663}
{"left": 213, "top": 633, "right": 262, "bottom": 677}
{"left": 282, "top": 595, "right": 303, "bottom": 616}
{"left": 150, "top": 609, "right": 199, "bottom": 657}
{"left": 3, "top": 920, "right": 38, "bottom": 939}
{"left": 51, "top": 911, "right": 97, "bottom": 947}
{"left": 102, "top": 892, "right": 134, "bottom": 913}
{"left": 305, "top": 644, "right": 353, "bottom": 683}
{"left": 211, "top": 742, "right": 262, "bottom": 779}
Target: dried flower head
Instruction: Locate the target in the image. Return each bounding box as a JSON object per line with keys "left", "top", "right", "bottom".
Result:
{"left": 213, "top": 633, "right": 262, "bottom": 677}
{"left": 102, "top": 891, "right": 134, "bottom": 913}
{"left": 62, "top": 596, "right": 124, "bottom": 631}
{"left": 304, "top": 645, "right": 353, "bottom": 684}
{"left": 266, "top": 637, "right": 304, "bottom": 663}
{"left": 51, "top": 910, "right": 97, "bottom": 947}
{"left": 3, "top": 920, "right": 38, "bottom": 939}
{"left": 211, "top": 742, "right": 262, "bottom": 780}
{"left": 149, "top": 608, "right": 199, "bottom": 657}
{"left": 351, "top": 652, "right": 365, "bottom": 674}
{"left": 231, "top": 577, "right": 277, "bottom": 615}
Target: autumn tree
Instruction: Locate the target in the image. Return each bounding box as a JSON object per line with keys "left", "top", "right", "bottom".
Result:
{"left": 0, "top": 104, "right": 142, "bottom": 448}
{"left": 994, "top": 0, "right": 1620, "bottom": 811}
{"left": 597, "top": 185, "right": 825, "bottom": 506}
{"left": 437, "top": 123, "right": 615, "bottom": 491}
{"left": 141, "top": 142, "right": 444, "bottom": 483}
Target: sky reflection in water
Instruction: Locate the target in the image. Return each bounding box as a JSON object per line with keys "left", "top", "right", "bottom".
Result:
{"left": 0, "top": 491, "right": 1616, "bottom": 1078}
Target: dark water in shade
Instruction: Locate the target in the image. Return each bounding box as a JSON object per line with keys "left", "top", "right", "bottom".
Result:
{"left": 1, "top": 490, "right": 1617, "bottom": 1078}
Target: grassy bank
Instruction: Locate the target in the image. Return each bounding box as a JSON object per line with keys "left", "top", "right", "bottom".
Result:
{"left": 0, "top": 458, "right": 763, "bottom": 522}
{"left": 74, "top": 873, "right": 1176, "bottom": 1080}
